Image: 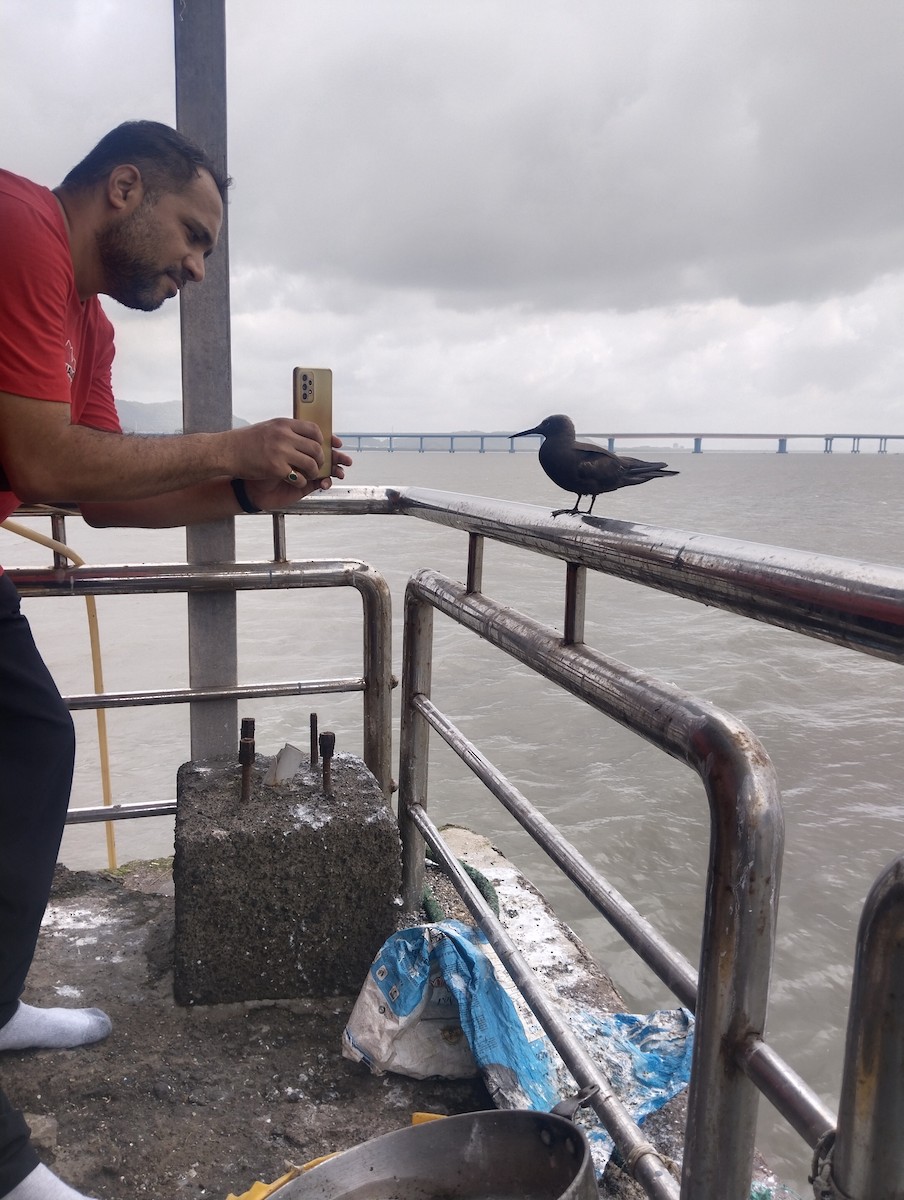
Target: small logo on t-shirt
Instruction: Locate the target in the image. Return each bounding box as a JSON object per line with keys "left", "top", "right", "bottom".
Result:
{"left": 65, "top": 339, "right": 76, "bottom": 383}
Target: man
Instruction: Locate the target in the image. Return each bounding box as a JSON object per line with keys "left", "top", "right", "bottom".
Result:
{"left": 0, "top": 120, "right": 351, "bottom": 1199}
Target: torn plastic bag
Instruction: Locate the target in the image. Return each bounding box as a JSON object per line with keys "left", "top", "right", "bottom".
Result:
{"left": 342, "top": 921, "right": 694, "bottom": 1174}
{"left": 341, "top": 922, "right": 479, "bottom": 1079}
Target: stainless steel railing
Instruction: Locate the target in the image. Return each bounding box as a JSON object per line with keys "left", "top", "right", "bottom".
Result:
{"left": 375, "top": 486, "right": 904, "bottom": 663}
{"left": 8, "top": 553, "right": 394, "bottom": 801}
{"left": 376, "top": 487, "right": 902, "bottom": 1199}
{"left": 9, "top": 487, "right": 904, "bottom": 1198}
{"left": 826, "top": 854, "right": 904, "bottom": 1196}
{"left": 398, "top": 568, "right": 780, "bottom": 1200}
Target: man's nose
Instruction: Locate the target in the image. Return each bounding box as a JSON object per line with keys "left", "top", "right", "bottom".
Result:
{"left": 183, "top": 253, "right": 206, "bottom": 284}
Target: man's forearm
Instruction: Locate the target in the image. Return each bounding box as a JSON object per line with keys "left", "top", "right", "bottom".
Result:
{"left": 12, "top": 427, "right": 236, "bottom": 503}
{"left": 79, "top": 477, "right": 247, "bottom": 529}
{"left": 0, "top": 392, "right": 326, "bottom": 505}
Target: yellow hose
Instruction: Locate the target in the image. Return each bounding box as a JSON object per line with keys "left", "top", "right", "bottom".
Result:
{"left": 1, "top": 517, "right": 117, "bottom": 869}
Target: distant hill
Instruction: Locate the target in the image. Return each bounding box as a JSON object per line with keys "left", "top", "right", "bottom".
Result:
{"left": 116, "top": 399, "right": 249, "bottom": 433}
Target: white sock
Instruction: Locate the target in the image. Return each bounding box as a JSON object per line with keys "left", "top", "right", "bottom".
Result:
{"left": 0, "top": 1002, "right": 112, "bottom": 1051}
{"left": 6, "top": 1163, "right": 99, "bottom": 1200}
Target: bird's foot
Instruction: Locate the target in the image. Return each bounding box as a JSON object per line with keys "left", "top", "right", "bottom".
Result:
{"left": 551, "top": 505, "right": 583, "bottom": 518}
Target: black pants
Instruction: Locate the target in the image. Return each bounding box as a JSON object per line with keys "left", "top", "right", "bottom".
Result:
{"left": 0, "top": 572, "right": 75, "bottom": 1192}
{"left": 0, "top": 1093, "right": 36, "bottom": 1195}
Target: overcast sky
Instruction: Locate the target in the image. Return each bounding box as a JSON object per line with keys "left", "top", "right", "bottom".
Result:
{"left": 3, "top": 1, "right": 903, "bottom": 435}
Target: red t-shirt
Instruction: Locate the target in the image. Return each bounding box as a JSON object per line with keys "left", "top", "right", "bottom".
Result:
{"left": 0, "top": 169, "right": 121, "bottom": 538}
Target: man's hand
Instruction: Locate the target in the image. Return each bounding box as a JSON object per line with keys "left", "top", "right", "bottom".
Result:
{"left": 0, "top": 393, "right": 348, "bottom": 504}
{"left": 243, "top": 434, "right": 352, "bottom": 511}
{"left": 78, "top": 433, "right": 353, "bottom": 529}
{"left": 224, "top": 417, "right": 327, "bottom": 482}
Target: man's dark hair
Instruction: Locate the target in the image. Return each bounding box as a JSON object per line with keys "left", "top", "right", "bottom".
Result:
{"left": 60, "top": 120, "right": 231, "bottom": 202}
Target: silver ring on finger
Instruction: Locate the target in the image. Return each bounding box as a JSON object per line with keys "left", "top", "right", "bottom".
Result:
{"left": 285, "top": 470, "right": 299, "bottom": 483}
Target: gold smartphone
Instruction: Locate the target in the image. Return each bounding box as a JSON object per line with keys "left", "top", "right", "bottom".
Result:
{"left": 292, "top": 367, "right": 332, "bottom": 479}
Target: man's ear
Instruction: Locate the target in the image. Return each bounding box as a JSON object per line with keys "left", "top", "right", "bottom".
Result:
{"left": 106, "top": 164, "right": 144, "bottom": 212}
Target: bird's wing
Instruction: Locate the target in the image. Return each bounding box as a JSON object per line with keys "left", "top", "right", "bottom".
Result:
{"left": 572, "top": 437, "right": 616, "bottom": 459}
{"left": 537, "top": 435, "right": 626, "bottom": 495}
{"left": 574, "top": 450, "right": 621, "bottom": 487}
{"left": 618, "top": 455, "right": 670, "bottom": 471}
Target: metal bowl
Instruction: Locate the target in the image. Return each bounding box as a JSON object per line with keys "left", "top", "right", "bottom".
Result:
{"left": 277, "top": 1109, "right": 597, "bottom": 1200}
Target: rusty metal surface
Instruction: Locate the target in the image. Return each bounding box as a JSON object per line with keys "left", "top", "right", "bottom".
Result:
{"left": 831, "top": 854, "right": 904, "bottom": 1197}
{"left": 9, "top": 558, "right": 394, "bottom": 797}
{"left": 398, "top": 569, "right": 784, "bottom": 1200}
{"left": 408, "top": 804, "right": 680, "bottom": 1200}
{"left": 383, "top": 486, "right": 904, "bottom": 662}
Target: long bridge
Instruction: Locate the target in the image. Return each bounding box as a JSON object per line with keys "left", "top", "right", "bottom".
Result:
{"left": 339, "top": 431, "right": 904, "bottom": 454}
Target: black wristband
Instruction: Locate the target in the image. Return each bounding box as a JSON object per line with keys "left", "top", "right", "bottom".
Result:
{"left": 230, "top": 478, "right": 262, "bottom": 514}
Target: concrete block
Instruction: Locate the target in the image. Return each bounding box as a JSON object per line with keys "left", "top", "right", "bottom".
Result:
{"left": 173, "top": 752, "right": 401, "bottom": 1005}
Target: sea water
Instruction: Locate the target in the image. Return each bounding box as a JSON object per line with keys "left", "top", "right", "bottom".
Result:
{"left": 4, "top": 446, "right": 903, "bottom": 1191}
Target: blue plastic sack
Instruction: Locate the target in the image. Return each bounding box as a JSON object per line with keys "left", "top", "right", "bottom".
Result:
{"left": 343, "top": 920, "right": 694, "bottom": 1174}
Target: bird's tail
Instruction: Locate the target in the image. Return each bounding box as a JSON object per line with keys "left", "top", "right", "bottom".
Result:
{"left": 622, "top": 463, "right": 679, "bottom": 486}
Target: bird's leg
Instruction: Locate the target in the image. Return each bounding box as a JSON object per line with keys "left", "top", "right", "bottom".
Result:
{"left": 586, "top": 495, "right": 597, "bottom": 515}
{"left": 552, "top": 495, "right": 584, "bottom": 518}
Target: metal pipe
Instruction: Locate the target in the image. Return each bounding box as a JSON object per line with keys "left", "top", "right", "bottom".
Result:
{"left": 64, "top": 678, "right": 365, "bottom": 711}
{"left": 50, "top": 512, "right": 68, "bottom": 570}
{"left": 310, "top": 712, "right": 319, "bottom": 767}
{"left": 174, "top": 0, "right": 238, "bottom": 761}
{"left": 408, "top": 804, "right": 681, "bottom": 1200}
{"left": 357, "top": 562, "right": 394, "bottom": 800}
{"left": 398, "top": 589, "right": 433, "bottom": 910}
{"left": 65, "top": 801, "right": 177, "bottom": 824}
{"left": 269, "top": 486, "right": 399, "bottom": 516}
{"left": 466, "top": 531, "right": 484, "bottom": 593}
{"left": 412, "top": 692, "right": 698, "bottom": 1008}
{"left": 271, "top": 512, "right": 288, "bottom": 562}
{"left": 402, "top": 570, "right": 784, "bottom": 1200}
{"left": 239, "top": 717, "right": 255, "bottom": 803}
{"left": 8, "top": 557, "right": 382, "bottom": 597}
{"left": 319, "top": 730, "right": 335, "bottom": 796}
{"left": 681, "top": 719, "right": 783, "bottom": 1200}
{"left": 737, "top": 1038, "right": 836, "bottom": 1150}
{"left": 564, "top": 561, "right": 586, "bottom": 646}
{"left": 15, "top": 488, "right": 904, "bottom": 660}
{"left": 831, "top": 854, "right": 904, "bottom": 1197}
{"left": 386, "top": 487, "right": 904, "bottom": 663}
{"left": 10, "top": 557, "right": 394, "bottom": 798}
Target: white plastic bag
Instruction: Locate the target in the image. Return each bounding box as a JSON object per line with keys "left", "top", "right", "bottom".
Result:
{"left": 342, "top": 922, "right": 478, "bottom": 1079}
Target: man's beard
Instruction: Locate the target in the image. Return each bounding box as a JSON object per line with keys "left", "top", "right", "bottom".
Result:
{"left": 95, "top": 203, "right": 175, "bottom": 312}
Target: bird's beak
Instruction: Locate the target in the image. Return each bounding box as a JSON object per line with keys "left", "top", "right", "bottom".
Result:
{"left": 510, "top": 425, "right": 542, "bottom": 439}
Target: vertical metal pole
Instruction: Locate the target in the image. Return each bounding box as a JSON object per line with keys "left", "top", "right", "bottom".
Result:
{"left": 466, "top": 532, "right": 484, "bottom": 594}
{"left": 680, "top": 726, "right": 784, "bottom": 1200}
{"left": 173, "top": 0, "right": 238, "bottom": 759}
{"left": 50, "top": 513, "right": 68, "bottom": 570}
{"left": 271, "top": 513, "right": 287, "bottom": 563}
{"left": 831, "top": 855, "right": 904, "bottom": 1198}
{"left": 398, "top": 583, "right": 433, "bottom": 910}
{"left": 357, "top": 569, "right": 394, "bottom": 801}
{"left": 564, "top": 562, "right": 586, "bottom": 646}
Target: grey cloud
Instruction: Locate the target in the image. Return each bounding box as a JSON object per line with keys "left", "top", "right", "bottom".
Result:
{"left": 227, "top": 2, "right": 904, "bottom": 312}
{"left": 4, "top": 1, "right": 903, "bottom": 434}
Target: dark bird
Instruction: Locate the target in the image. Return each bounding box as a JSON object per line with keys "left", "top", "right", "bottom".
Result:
{"left": 511, "top": 413, "right": 679, "bottom": 517}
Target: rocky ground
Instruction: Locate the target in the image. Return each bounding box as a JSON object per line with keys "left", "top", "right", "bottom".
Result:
{"left": 2, "top": 836, "right": 780, "bottom": 1199}
{"left": 5, "top": 862, "right": 493, "bottom": 1199}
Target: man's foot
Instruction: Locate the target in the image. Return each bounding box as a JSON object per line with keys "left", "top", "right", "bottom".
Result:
{"left": 0, "top": 1002, "right": 111, "bottom": 1051}
{"left": 7, "top": 1163, "right": 100, "bottom": 1199}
